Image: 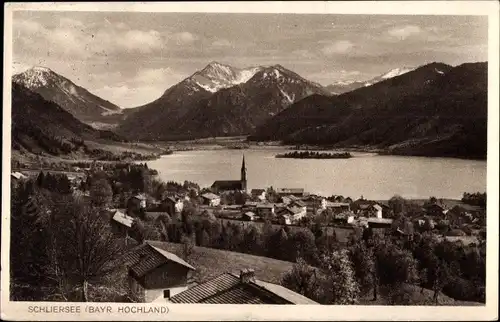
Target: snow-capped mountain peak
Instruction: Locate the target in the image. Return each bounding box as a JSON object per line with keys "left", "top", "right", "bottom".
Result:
{"left": 13, "top": 66, "right": 58, "bottom": 90}
{"left": 381, "top": 67, "right": 415, "bottom": 79}
{"left": 191, "top": 62, "right": 263, "bottom": 93}
{"left": 12, "top": 65, "right": 122, "bottom": 124}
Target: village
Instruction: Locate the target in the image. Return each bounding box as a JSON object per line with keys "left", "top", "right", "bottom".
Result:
{"left": 10, "top": 156, "right": 487, "bottom": 305}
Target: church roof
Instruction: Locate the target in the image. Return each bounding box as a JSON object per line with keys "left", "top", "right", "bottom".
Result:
{"left": 211, "top": 180, "right": 243, "bottom": 191}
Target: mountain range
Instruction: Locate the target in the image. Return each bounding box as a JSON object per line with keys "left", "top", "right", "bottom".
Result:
{"left": 13, "top": 66, "right": 124, "bottom": 129}
{"left": 11, "top": 61, "right": 488, "bottom": 159}
{"left": 116, "top": 62, "right": 331, "bottom": 140}
{"left": 251, "top": 62, "right": 487, "bottom": 159}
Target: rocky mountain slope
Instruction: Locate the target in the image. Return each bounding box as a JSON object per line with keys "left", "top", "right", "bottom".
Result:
{"left": 13, "top": 67, "right": 123, "bottom": 129}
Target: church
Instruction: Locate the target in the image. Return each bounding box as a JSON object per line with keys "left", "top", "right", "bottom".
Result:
{"left": 211, "top": 155, "right": 247, "bottom": 194}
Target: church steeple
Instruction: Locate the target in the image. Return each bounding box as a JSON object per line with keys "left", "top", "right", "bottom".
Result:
{"left": 241, "top": 154, "right": 247, "bottom": 192}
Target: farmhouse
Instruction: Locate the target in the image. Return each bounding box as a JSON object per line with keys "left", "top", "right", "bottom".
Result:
{"left": 129, "top": 193, "right": 147, "bottom": 210}
{"left": 123, "top": 242, "right": 196, "bottom": 303}
{"left": 276, "top": 205, "right": 307, "bottom": 225}
{"left": 11, "top": 171, "right": 27, "bottom": 181}
{"left": 162, "top": 196, "right": 184, "bottom": 215}
{"left": 201, "top": 193, "right": 221, "bottom": 207}
{"left": 168, "top": 269, "right": 318, "bottom": 304}
{"left": 325, "top": 201, "right": 351, "bottom": 213}
{"left": 251, "top": 189, "right": 267, "bottom": 201}
{"left": 110, "top": 209, "right": 134, "bottom": 238}
{"left": 256, "top": 203, "right": 275, "bottom": 217}
{"left": 211, "top": 156, "right": 247, "bottom": 193}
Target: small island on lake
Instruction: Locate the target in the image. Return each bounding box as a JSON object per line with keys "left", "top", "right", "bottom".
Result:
{"left": 275, "top": 151, "right": 353, "bottom": 159}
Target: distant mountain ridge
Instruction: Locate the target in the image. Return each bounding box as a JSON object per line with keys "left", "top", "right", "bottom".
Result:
{"left": 117, "top": 62, "right": 331, "bottom": 140}
{"left": 251, "top": 62, "right": 487, "bottom": 159}
{"left": 326, "top": 67, "right": 415, "bottom": 95}
{"left": 13, "top": 66, "right": 123, "bottom": 129}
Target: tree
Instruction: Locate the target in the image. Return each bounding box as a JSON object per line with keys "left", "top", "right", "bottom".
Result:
{"left": 289, "top": 230, "right": 317, "bottom": 264}
{"left": 321, "top": 249, "right": 359, "bottom": 304}
{"left": 181, "top": 235, "right": 195, "bottom": 261}
{"left": 374, "top": 240, "right": 418, "bottom": 295}
{"left": 281, "top": 258, "right": 320, "bottom": 302}
{"left": 90, "top": 178, "right": 113, "bottom": 209}
{"left": 266, "top": 228, "right": 289, "bottom": 261}
{"left": 348, "top": 243, "right": 375, "bottom": 298}
{"left": 388, "top": 195, "right": 406, "bottom": 215}
{"left": 49, "top": 198, "right": 125, "bottom": 302}
{"left": 243, "top": 225, "right": 263, "bottom": 255}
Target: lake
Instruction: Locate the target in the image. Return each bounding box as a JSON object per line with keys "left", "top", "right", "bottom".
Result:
{"left": 146, "top": 147, "right": 486, "bottom": 200}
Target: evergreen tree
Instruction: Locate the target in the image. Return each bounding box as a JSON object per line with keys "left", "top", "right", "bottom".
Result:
{"left": 322, "top": 249, "right": 359, "bottom": 304}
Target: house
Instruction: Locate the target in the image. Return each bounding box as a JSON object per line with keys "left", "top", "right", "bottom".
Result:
{"left": 276, "top": 205, "right": 307, "bottom": 225}
{"left": 168, "top": 269, "right": 318, "bottom": 304}
{"left": 281, "top": 194, "right": 301, "bottom": 205}
{"left": 367, "top": 217, "right": 393, "bottom": 229}
{"left": 325, "top": 201, "right": 351, "bottom": 213}
{"left": 289, "top": 200, "right": 307, "bottom": 214}
{"left": 130, "top": 193, "right": 147, "bottom": 210}
{"left": 123, "top": 242, "right": 196, "bottom": 302}
{"left": 243, "top": 201, "right": 259, "bottom": 211}
{"left": 242, "top": 211, "right": 257, "bottom": 221}
{"left": 251, "top": 189, "right": 267, "bottom": 201}
{"left": 110, "top": 209, "right": 135, "bottom": 238}
{"left": 201, "top": 193, "right": 221, "bottom": 207}
{"left": 332, "top": 212, "right": 352, "bottom": 225}
{"left": 256, "top": 203, "right": 275, "bottom": 218}
{"left": 446, "top": 204, "right": 483, "bottom": 225}
{"left": 424, "top": 202, "right": 448, "bottom": 217}
{"left": 354, "top": 201, "right": 383, "bottom": 218}
{"left": 162, "top": 196, "right": 184, "bottom": 215}
{"left": 11, "top": 171, "right": 27, "bottom": 181}
{"left": 211, "top": 156, "right": 247, "bottom": 193}
{"left": 276, "top": 188, "right": 305, "bottom": 197}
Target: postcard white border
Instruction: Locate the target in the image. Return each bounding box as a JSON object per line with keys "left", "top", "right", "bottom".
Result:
{"left": 2, "top": 1, "right": 499, "bottom": 321}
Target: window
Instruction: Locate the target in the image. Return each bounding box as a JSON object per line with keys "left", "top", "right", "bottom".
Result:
{"left": 163, "top": 289, "right": 171, "bottom": 298}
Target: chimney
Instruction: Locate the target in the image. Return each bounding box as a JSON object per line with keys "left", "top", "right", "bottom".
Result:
{"left": 239, "top": 268, "right": 255, "bottom": 283}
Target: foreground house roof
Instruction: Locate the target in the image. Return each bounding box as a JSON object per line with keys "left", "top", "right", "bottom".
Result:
{"left": 123, "top": 242, "right": 195, "bottom": 279}
{"left": 168, "top": 272, "right": 318, "bottom": 304}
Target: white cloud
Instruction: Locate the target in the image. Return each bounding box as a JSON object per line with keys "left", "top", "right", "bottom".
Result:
{"left": 291, "top": 49, "right": 317, "bottom": 59}
{"left": 320, "top": 40, "right": 354, "bottom": 55}
{"left": 172, "top": 31, "right": 197, "bottom": 44}
{"left": 212, "top": 38, "right": 232, "bottom": 48}
{"left": 13, "top": 17, "right": 176, "bottom": 59}
{"left": 117, "top": 29, "right": 163, "bottom": 53}
{"left": 387, "top": 25, "right": 422, "bottom": 40}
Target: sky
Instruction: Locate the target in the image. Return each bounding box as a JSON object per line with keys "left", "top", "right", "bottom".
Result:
{"left": 11, "top": 11, "right": 488, "bottom": 108}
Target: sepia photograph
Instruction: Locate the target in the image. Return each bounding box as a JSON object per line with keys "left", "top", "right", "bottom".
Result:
{"left": 2, "top": 1, "right": 499, "bottom": 321}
